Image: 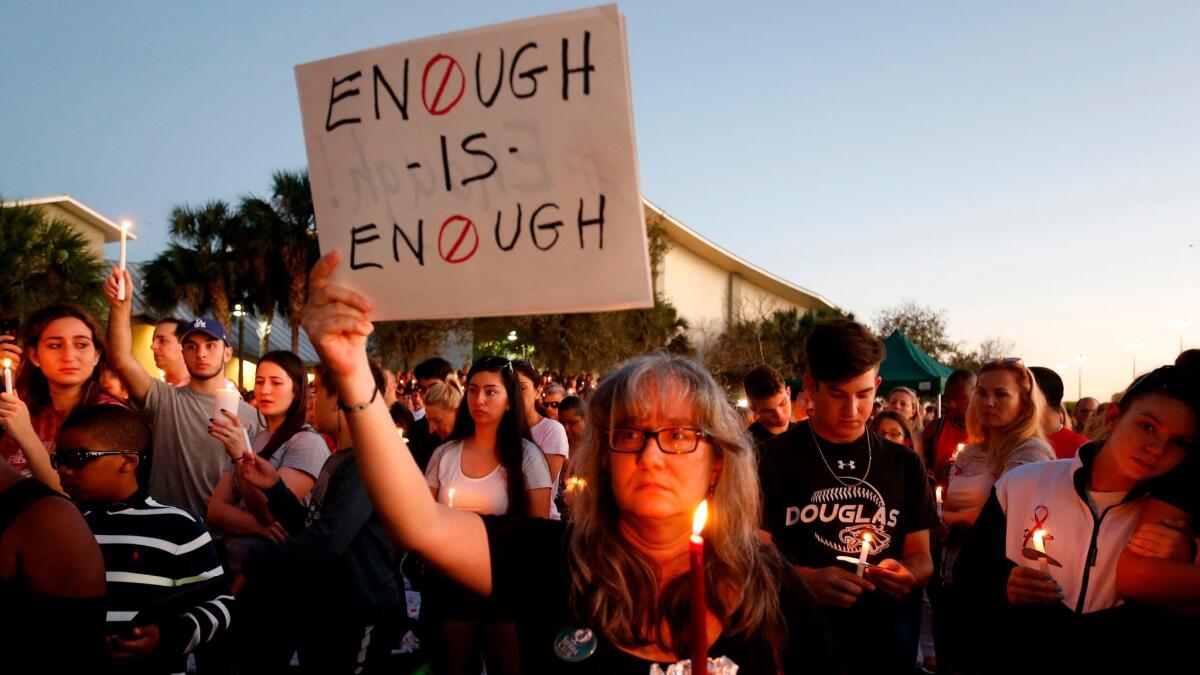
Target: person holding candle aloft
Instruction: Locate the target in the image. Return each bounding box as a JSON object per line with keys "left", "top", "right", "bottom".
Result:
{"left": 296, "top": 252, "right": 838, "bottom": 674}
{"left": 954, "top": 365, "right": 1200, "bottom": 673}
{"left": 0, "top": 304, "right": 123, "bottom": 491}
{"left": 758, "top": 320, "right": 936, "bottom": 675}
{"left": 206, "top": 350, "right": 329, "bottom": 571}
{"left": 103, "top": 267, "right": 263, "bottom": 517}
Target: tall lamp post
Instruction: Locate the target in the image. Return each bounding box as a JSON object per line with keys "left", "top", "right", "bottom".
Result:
{"left": 234, "top": 303, "right": 246, "bottom": 391}
{"left": 1075, "top": 354, "right": 1087, "bottom": 400}
{"left": 1173, "top": 319, "right": 1193, "bottom": 354}
{"left": 1129, "top": 342, "right": 1141, "bottom": 379}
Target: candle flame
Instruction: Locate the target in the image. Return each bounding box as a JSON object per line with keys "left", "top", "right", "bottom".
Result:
{"left": 862, "top": 532, "right": 872, "bottom": 543}
{"left": 935, "top": 486, "right": 943, "bottom": 502}
{"left": 1032, "top": 529, "right": 1047, "bottom": 553}
{"left": 447, "top": 487, "right": 456, "bottom": 508}
{"left": 692, "top": 499, "right": 709, "bottom": 537}
{"left": 2, "top": 358, "right": 9, "bottom": 369}
{"left": 120, "top": 219, "right": 131, "bottom": 232}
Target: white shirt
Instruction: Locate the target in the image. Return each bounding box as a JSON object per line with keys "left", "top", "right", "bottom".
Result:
{"left": 425, "top": 439, "right": 553, "bottom": 516}
{"left": 530, "top": 418, "right": 569, "bottom": 520}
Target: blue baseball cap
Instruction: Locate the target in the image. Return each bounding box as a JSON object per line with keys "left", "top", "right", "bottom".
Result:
{"left": 179, "top": 317, "right": 229, "bottom": 344}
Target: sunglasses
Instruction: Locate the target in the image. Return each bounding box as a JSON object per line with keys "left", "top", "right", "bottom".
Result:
{"left": 984, "top": 357, "right": 1024, "bottom": 366}
{"left": 542, "top": 401, "right": 560, "bottom": 409}
{"left": 52, "top": 447, "right": 143, "bottom": 470}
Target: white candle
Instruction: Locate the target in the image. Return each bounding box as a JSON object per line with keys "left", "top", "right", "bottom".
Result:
{"left": 856, "top": 532, "right": 872, "bottom": 577}
{"left": 953, "top": 443, "right": 965, "bottom": 463}
{"left": 213, "top": 383, "right": 243, "bottom": 460}
{"left": 1032, "top": 529, "right": 1051, "bottom": 576}
{"left": 117, "top": 220, "right": 130, "bottom": 301}
{"left": 935, "top": 486, "right": 944, "bottom": 520}
{"left": 447, "top": 487, "right": 456, "bottom": 509}
{"left": 2, "top": 358, "right": 11, "bottom": 394}
{"left": 158, "top": 369, "right": 166, "bottom": 382}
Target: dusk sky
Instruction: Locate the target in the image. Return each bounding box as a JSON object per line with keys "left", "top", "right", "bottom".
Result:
{"left": 2, "top": 1, "right": 1197, "bottom": 399}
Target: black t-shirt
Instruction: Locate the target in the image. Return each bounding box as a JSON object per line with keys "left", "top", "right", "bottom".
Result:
{"left": 759, "top": 420, "right": 937, "bottom": 674}
{"left": 483, "top": 515, "right": 841, "bottom": 674}
{"left": 747, "top": 420, "right": 786, "bottom": 447}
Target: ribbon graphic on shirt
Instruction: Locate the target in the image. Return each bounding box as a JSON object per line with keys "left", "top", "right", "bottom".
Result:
{"left": 1021, "top": 505, "right": 1049, "bottom": 549}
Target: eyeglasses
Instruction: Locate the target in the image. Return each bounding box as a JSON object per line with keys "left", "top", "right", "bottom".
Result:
{"left": 542, "top": 401, "right": 560, "bottom": 409}
{"left": 984, "top": 357, "right": 1024, "bottom": 366}
{"left": 608, "top": 427, "right": 710, "bottom": 454}
{"left": 52, "top": 447, "right": 143, "bottom": 470}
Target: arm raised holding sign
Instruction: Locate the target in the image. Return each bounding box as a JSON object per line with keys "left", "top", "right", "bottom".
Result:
{"left": 301, "top": 251, "right": 496, "bottom": 595}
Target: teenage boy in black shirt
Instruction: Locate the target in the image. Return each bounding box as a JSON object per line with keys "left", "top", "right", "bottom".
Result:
{"left": 744, "top": 364, "right": 792, "bottom": 446}
{"left": 760, "top": 320, "right": 937, "bottom": 674}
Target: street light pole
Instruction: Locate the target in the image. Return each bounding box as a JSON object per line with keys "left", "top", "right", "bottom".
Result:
{"left": 1129, "top": 342, "right": 1141, "bottom": 380}
{"left": 1075, "top": 354, "right": 1086, "bottom": 400}
{"left": 1174, "top": 320, "right": 1193, "bottom": 354}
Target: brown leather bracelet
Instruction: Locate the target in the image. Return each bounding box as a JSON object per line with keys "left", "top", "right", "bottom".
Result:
{"left": 336, "top": 387, "right": 380, "bottom": 414}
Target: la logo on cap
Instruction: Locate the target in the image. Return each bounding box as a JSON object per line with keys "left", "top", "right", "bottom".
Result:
{"left": 193, "top": 319, "right": 207, "bottom": 328}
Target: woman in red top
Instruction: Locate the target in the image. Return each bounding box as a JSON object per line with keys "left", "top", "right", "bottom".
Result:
{"left": 0, "top": 305, "right": 119, "bottom": 491}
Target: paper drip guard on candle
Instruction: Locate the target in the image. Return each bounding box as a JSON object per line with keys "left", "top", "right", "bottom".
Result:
{"left": 1024, "top": 529, "right": 1061, "bottom": 574}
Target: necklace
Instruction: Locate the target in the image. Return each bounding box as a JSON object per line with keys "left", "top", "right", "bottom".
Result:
{"left": 808, "top": 423, "right": 872, "bottom": 487}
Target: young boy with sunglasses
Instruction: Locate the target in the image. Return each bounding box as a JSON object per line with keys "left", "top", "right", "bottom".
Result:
{"left": 54, "top": 404, "right": 233, "bottom": 674}
{"left": 954, "top": 365, "right": 1200, "bottom": 673}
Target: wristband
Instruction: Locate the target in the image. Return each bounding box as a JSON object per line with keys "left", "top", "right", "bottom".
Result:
{"left": 337, "top": 386, "right": 380, "bottom": 414}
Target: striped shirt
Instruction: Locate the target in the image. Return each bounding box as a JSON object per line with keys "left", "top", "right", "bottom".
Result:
{"left": 82, "top": 490, "right": 234, "bottom": 671}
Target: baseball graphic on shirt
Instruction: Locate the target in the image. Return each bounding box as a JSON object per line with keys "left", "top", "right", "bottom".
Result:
{"left": 794, "top": 479, "right": 899, "bottom": 556}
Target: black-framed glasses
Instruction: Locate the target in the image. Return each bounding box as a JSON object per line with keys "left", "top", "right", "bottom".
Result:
{"left": 52, "top": 447, "right": 143, "bottom": 470}
{"left": 608, "top": 427, "right": 710, "bottom": 454}
{"left": 542, "top": 401, "right": 560, "bottom": 409}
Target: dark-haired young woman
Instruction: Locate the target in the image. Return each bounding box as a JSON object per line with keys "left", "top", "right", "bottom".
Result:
{"left": 0, "top": 304, "right": 122, "bottom": 491}
{"left": 207, "top": 350, "right": 329, "bottom": 570}
{"left": 424, "top": 356, "right": 553, "bottom": 675}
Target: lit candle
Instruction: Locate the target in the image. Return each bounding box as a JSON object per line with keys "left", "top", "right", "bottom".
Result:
{"left": 935, "top": 486, "right": 944, "bottom": 520}
{"left": 1032, "top": 529, "right": 1051, "bottom": 576}
{"left": 396, "top": 426, "right": 406, "bottom": 443}
{"left": 117, "top": 220, "right": 130, "bottom": 301}
{"left": 447, "top": 487, "right": 456, "bottom": 509}
{"left": 856, "top": 532, "right": 872, "bottom": 577}
{"left": 690, "top": 500, "right": 708, "bottom": 673}
{"left": 158, "top": 369, "right": 166, "bottom": 382}
{"left": 953, "top": 443, "right": 965, "bottom": 463}
{"left": 2, "top": 358, "right": 12, "bottom": 394}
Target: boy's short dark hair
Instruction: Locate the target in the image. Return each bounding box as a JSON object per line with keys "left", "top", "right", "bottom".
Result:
{"left": 1029, "top": 367, "right": 1065, "bottom": 410}
{"left": 413, "top": 357, "right": 453, "bottom": 382}
{"left": 947, "top": 368, "right": 976, "bottom": 389}
{"left": 558, "top": 395, "right": 584, "bottom": 417}
{"left": 786, "top": 378, "right": 805, "bottom": 401}
{"left": 805, "top": 320, "right": 886, "bottom": 384}
{"left": 59, "top": 404, "right": 152, "bottom": 486}
{"left": 155, "top": 317, "right": 186, "bottom": 338}
{"left": 744, "top": 365, "right": 787, "bottom": 401}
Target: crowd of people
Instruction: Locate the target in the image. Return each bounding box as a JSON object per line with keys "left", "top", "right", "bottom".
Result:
{"left": 1, "top": 252, "right": 1197, "bottom": 674}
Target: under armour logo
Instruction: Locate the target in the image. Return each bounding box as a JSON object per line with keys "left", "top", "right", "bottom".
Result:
{"left": 837, "top": 460, "right": 856, "bottom": 470}
{"left": 193, "top": 319, "right": 207, "bottom": 328}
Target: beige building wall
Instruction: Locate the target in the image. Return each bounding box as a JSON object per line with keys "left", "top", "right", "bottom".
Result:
{"left": 40, "top": 203, "right": 108, "bottom": 258}
{"left": 659, "top": 243, "right": 730, "bottom": 341}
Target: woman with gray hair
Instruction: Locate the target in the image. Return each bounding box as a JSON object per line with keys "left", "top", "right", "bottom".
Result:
{"left": 298, "top": 252, "right": 839, "bottom": 674}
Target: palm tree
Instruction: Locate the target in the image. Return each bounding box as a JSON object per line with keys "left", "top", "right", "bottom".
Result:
{"left": 141, "top": 201, "right": 241, "bottom": 329}
{"left": 0, "top": 200, "right": 106, "bottom": 321}
{"left": 241, "top": 170, "right": 318, "bottom": 353}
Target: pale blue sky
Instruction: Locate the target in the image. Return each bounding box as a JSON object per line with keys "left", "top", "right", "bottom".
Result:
{"left": 2, "top": 1, "right": 1197, "bottom": 398}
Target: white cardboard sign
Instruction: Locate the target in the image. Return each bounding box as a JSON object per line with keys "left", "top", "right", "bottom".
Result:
{"left": 294, "top": 4, "right": 652, "bottom": 321}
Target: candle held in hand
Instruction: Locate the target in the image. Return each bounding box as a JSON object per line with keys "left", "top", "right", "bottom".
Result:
{"left": 2, "top": 358, "right": 11, "bottom": 395}
{"left": 1032, "top": 529, "right": 1051, "bottom": 575}
{"left": 117, "top": 220, "right": 130, "bottom": 301}
{"left": 856, "top": 532, "right": 872, "bottom": 578}
{"left": 213, "top": 384, "right": 243, "bottom": 460}
{"left": 935, "top": 486, "right": 944, "bottom": 520}
{"left": 690, "top": 500, "right": 709, "bottom": 674}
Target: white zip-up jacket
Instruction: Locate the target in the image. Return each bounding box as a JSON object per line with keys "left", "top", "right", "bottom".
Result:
{"left": 993, "top": 445, "right": 1147, "bottom": 614}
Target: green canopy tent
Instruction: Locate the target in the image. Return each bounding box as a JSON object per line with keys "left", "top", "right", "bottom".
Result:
{"left": 879, "top": 330, "right": 955, "bottom": 412}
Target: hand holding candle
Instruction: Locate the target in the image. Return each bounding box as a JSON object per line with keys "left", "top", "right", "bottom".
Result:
{"left": 690, "top": 500, "right": 709, "bottom": 674}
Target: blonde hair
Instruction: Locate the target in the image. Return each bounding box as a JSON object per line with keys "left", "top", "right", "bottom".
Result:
{"left": 567, "top": 353, "right": 788, "bottom": 663}
{"left": 887, "top": 386, "right": 924, "bottom": 436}
{"left": 965, "top": 360, "right": 1048, "bottom": 474}
{"left": 423, "top": 380, "right": 462, "bottom": 411}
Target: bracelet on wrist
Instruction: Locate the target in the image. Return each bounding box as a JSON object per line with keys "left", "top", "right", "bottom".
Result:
{"left": 337, "top": 386, "right": 380, "bottom": 414}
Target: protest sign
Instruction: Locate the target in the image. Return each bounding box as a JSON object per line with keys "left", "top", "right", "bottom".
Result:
{"left": 294, "top": 4, "right": 652, "bottom": 320}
